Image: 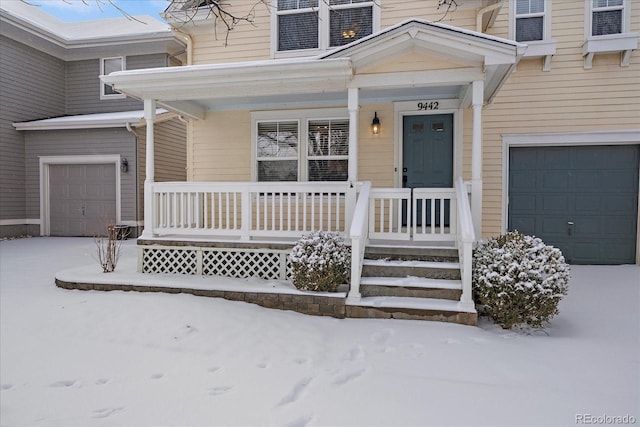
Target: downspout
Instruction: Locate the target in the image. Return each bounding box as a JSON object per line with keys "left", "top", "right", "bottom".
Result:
{"left": 476, "top": 0, "right": 503, "bottom": 33}
{"left": 125, "top": 122, "right": 140, "bottom": 234}
{"left": 173, "top": 29, "right": 193, "bottom": 65}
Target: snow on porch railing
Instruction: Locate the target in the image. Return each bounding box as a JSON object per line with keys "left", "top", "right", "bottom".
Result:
{"left": 150, "top": 181, "right": 349, "bottom": 240}
{"left": 368, "top": 187, "right": 457, "bottom": 241}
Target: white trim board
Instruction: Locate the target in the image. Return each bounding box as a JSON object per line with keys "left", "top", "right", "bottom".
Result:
{"left": 0, "top": 219, "right": 41, "bottom": 226}
{"left": 39, "top": 155, "right": 122, "bottom": 236}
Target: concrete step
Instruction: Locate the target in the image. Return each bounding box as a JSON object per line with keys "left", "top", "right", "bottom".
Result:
{"left": 361, "top": 258, "right": 461, "bottom": 280}
{"left": 346, "top": 296, "right": 476, "bottom": 325}
{"left": 360, "top": 276, "right": 462, "bottom": 300}
{"left": 365, "top": 245, "right": 459, "bottom": 262}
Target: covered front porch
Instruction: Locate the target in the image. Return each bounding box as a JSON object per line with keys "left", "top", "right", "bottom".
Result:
{"left": 101, "top": 19, "right": 525, "bottom": 324}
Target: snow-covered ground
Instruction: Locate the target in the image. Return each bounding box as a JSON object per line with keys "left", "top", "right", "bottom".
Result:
{"left": 1, "top": 237, "right": 638, "bottom": 427}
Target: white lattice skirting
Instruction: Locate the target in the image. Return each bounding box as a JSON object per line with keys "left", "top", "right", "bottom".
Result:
{"left": 139, "top": 245, "right": 293, "bottom": 280}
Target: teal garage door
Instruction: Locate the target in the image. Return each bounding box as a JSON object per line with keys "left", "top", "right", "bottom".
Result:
{"left": 509, "top": 145, "right": 639, "bottom": 264}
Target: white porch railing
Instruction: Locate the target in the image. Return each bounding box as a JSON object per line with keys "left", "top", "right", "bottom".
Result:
{"left": 347, "top": 181, "right": 371, "bottom": 303}
{"left": 368, "top": 187, "right": 457, "bottom": 242}
{"left": 150, "top": 181, "right": 349, "bottom": 240}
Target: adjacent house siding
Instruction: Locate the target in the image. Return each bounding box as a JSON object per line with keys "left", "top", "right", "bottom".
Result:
{"left": 65, "top": 53, "right": 169, "bottom": 115}
{"left": 476, "top": 0, "right": 640, "bottom": 237}
{"left": 136, "top": 117, "right": 187, "bottom": 219}
{"left": 24, "top": 129, "right": 138, "bottom": 227}
{"left": 0, "top": 35, "right": 65, "bottom": 236}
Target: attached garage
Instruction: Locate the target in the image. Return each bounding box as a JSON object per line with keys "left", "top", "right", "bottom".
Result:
{"left": 508, "top": 144, "right": 639, "bottom": 265}
{"left": 49, "top": 163, "right": 117, "bottom": 236}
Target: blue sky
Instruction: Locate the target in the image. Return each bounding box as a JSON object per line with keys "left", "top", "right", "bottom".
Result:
{"left": 31, "top": 0, "right": 169, "bottom": 22}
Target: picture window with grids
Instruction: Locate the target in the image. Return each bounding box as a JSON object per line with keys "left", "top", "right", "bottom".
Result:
{"left": 275, "top": 0, "right": 376, "bottom": 53}
{"left": 255, "top": 114, "right": 349, "bottom": 182}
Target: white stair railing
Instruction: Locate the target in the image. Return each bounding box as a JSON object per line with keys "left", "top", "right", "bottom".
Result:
{"left": 347, "top": 181, "right": 371, "bottom": 303}
{"left": 454, "top": 176, "right": 476, "bottom": 311}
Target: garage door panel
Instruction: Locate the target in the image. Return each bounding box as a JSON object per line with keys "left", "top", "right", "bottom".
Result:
{"left": 49, "top": 163, "right": 117, "bottom": 237}
{"left": 542, "top": 148, "right": 570, "bottom": 169}
{"left": 542, "top": 172, "right": 568, "bottom": 190}
{"left": 509, "top": 145, "right": 638, "bottom": 264}
{"left": 542, "top": 194, "right": 568, "bottom": 212}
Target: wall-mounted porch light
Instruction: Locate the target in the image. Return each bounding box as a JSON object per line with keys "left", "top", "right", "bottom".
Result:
{"left": 372, "top": 112, "right": 380, "bottom": 135}
{"left": 121, "top": 157, "right": 128, "bottom": 173}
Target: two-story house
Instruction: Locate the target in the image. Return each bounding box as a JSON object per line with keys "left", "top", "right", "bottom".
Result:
{"left": 0, "top": 1, "right": 187, "bottom": 238}
{"left": 97, "top": 0, "right": 639, "bottom": 323}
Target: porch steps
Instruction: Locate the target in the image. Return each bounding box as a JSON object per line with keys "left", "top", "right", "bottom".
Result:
{"left": 347, "top": 245, "right": 476, "bottom": 325}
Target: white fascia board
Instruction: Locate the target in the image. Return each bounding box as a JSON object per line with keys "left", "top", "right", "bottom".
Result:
{"left": 102, "top": 58, "right": 353, "bottom": 101}
{"left": 13, "top": 109, "right": 170, "bottom": 131}
{"left": 503, "top": 130, "right": 640, "bottom": 146}
{"left": 350, "top": 68, "right": 484, "bottom": 90}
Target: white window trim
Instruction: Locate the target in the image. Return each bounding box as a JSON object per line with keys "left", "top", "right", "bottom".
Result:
{"left": 39, "top": 155, "right": 122, "bottom": 236}
{"left": 501, "top": 130, "right": 640, "bottom": 235}
{"left": 100, "top": 57, "right": 126, "bottom": 100}
{"left": 582, "top": 0, "right": 638, "bottom": 68}
{"left": 508, "top": 0, "right": 556, "bottom": 71}
{"left": 270, "top": 0, "right": 380, "bottom": 59}
{"left": 251, "top": 108, "right": 349, "bottom": 181}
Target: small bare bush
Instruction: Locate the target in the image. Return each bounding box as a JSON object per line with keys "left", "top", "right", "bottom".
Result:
{"left": 95, "top": 224, "right": 123, "bottom": 273}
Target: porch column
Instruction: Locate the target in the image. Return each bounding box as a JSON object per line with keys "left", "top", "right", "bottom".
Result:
{"left": 141, "top": 99, "right": 156, "bottom": 239}
{"left": 345, "top": 87, "right": 359, "bottom": 233}
{"left": 471, "top": 80, "right": 483, "bottom": 237}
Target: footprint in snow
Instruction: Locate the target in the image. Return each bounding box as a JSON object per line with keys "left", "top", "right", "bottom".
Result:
{"left": 50, "top": 380, "right": 76, "bottom": 388}
{"left": 443, "top": 338, "right": 461, "bottom": 345}
{"left": 150, "top": 373, "right": 164, "bottom": 380}
{"left": 371, "top": 328, "right": 395, "bottom": 344}
{"left": 257, "top": 362, "right": 269, "bottom": 369}
{"left": 208, "top": 386, "right": 233, "bottom": 396}
{"left": 92, "top": 407, "right": 125, "bottom": 419}
{"left": 332, "top": 368, "right": 367, "bottom": 386}
{"left": 293, "top": 357, "right": 309, "bottom": 365}
{"left": 277, "top": 377, "right": 313, "bottom": 407}
{"left": 284, "top": 414, "right": 314, "bottom": 427}
{"left": 1, "top": 384, "right": 13, "bottom": 390}
{"left": 95, "top": 379, "right": 109, "bottom": 386}
{"left": 208, "top": 366, "right": 221, "bottom": 373}
{"left": 342, "top": 345, "right": 365, "bottom": 362}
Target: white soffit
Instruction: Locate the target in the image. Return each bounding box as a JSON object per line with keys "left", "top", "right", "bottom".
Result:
{"left": 13, "top": 109, "right": 170, "bottom": 131}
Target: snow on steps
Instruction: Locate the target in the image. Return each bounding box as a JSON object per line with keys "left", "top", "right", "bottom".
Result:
{"left": 361, "top": 258, "right": 461, "bottom": 280}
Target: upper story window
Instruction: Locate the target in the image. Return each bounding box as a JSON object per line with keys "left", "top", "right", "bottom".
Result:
{"left": 515, "top": 0, "right": 545, "bottom": 42}
{"left": 591, "top": 0, "right": 624, "bottom": 36}
{"left": 583, "top": 0, "right": 636, "bottom": 68}
{"left": 100, "top": 57, "right": 125, "bottom": 99}
{"left": 254, "top": 110, "right": 349, "bottom": 182}
{"left": 274, "top": 0, "right": 378, "bottom": 57}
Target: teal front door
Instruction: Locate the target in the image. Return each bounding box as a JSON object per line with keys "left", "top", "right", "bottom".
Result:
{"left": 402, "top": 114, "right": 454, "bottom": 225}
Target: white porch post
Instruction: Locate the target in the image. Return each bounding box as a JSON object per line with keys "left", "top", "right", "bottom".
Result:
{"left": 141, "top": 99, "right": 156, "bottom": 239}
{"left": 345, "top": 87, "right": 359, "bottom": 233}
{"left": 471, "top": 80, "right": 483, "bottom": 237}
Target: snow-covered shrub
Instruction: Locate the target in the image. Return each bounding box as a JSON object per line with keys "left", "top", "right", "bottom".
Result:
{"left": 472, "top": 231, "right": 570, "bottom": 329}
{"left": 289, "top": 231, "right": 351, "bottom": 292}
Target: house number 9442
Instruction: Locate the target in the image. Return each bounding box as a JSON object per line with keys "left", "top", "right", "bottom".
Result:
{"left": 417, "top": 101, "right": 439, "bottom": 110}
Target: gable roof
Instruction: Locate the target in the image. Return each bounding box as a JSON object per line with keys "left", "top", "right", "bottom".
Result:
{"left": 0, "top": 1, "right": 185, "bottom": 60}
{"left": 102, "top": 19, "right": 525, "bottom": 118}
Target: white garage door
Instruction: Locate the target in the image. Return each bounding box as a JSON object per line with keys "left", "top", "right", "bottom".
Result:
{"left": 49, "top": 164, "right": 117, "bottom": 236}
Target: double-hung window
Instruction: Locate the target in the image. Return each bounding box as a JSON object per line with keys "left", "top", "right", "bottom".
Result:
{"left": 274, "top": 0, "right": 377, "bottom": 56}
{"left": 100, "top": 57, "right": 125, "bottom": 99}
{"left": 583, "top": 0, "right": 636, "bottom": 68}
{"left": 254, "top": 110, "right": 349, "bottom": 182}
{"left": 510, "top": 0, "right": 556, "bottom": 71}
{"left": 515, "top": 0, "right": 545, "bottom": 42}
{"left": 591, "top": 0, "right": 624, "bottom": 36}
